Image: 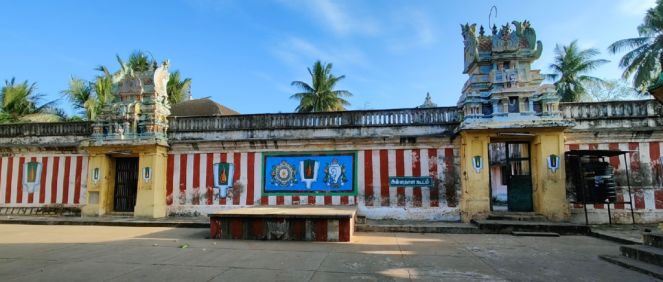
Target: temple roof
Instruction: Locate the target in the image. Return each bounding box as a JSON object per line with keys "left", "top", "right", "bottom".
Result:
{"left": 170, "top": 98, "right": 239, "bottom": 117}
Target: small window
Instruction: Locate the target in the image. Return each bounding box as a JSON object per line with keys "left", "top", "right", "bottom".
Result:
{"left": 508, "top": 97, "right": 519, "bottom": 113}
{"left": 503, "top": 61, "right": 510, "bottom": 69}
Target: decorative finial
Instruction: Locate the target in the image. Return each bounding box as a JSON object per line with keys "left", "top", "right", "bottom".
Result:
{"left": 479, "top": 25, "right": 485, "bottom": 36}
{"left": 492, "top": 24, "right": 498, "bottom": 35}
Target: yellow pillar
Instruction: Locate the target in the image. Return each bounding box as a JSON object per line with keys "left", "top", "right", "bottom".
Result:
{"left": 459, "top": 131, "right": 491, "bottom": 222}
{"left": 134, "top": 145, "right": 169, "bottom": 218}
{"left": 531, "top": 131, "right": 569, "bottom": 221}
{"left": 82, "top": 152, "right": 115, "bottom": 217}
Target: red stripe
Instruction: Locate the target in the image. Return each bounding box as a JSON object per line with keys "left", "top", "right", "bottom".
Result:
{"left": 206, "top": 153, "right": 213, "bottom": 205}
{"left": 260, "top": 196, "right": 268, "bottom": 205}
{"left": 363, "top": 150, "right": 374, "bottom": 206}
{"left": 379, "top": 150, "right": 389, "bottom": 207}
{"left": 340, "top": 195, "right": 349, "bottom": 205}
{"left": 39, "top": 157, "right": 48, "bottom": 204}
{"left": 313, "top": 219, "right": 327, "bottom": 241}
{"left": 429, "top": 149, "right": 440, "bottom": 207}
{"left": 27, "top": 157, "right": 36, "bottom": 204}
{"left": 412, "top": 150, "right": 422, "bottom": 207}
{"left": 324, "top": 195, "right": 332, "bottom": 205}
{"left": 292, "top": 195, "right": 300, "bottom": 205}
{"left": 615, "top": 191, "right": 624, "bottom": 209}
{"left": 192, "top": 154, "right": 200, "bottom": 205}
{"left": 73, "top": 156, "right": 83, "bottom": 204}
{"left": 246, "top": 152, "right": 255, "bottom": 206}
{"left": 179, "top": 154, "right": 187, "bottom": 205}
{"left": 50, "top": 157, "right": 59, "bottom": 204}
{"left": 219, "top": 153, "right": 227, "bottom": 205}
{"left": 16, "top": 157, "right": 24, "bottom": 204}
{"left": 635, "top": 190, "right": 645, "bottom": 209}
{"left": 568, "top": 144, "right": 579, "bottom": 151}
{"left": 396, "top": 149, "right": 405, "bottom": 207}
{"left": 233, "top": 153, "right": 241, "bottom": 205}
{"left": 166, "top": 154, "right": 174, "bottom": 205}
{"left": 62, "top": 157, "right": 71, "bottom": 204}
{"left": 588, "top": 143, "right": 598, "bottom": 150}
{"left": 655, "top": 190, "right": 663, "bottom": 209}
{"left": 608, "top": 143, "right": 620, "bottom": 169}
{"left": 308, "top": 195, "right": 315, "bottom": 205}
{"left": 444, "top": 148, "right": 455, "bottom": 207}
{"left": 650, "top": 142, "right": 661, "bottom": 187}
{"left": 276, "top": 196, "right": 284, "bottom": 205}
{"left": 0, "top": 157, "right": 3, "bottom": 203}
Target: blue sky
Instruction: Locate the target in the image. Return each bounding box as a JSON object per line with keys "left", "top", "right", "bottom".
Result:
{"left": 0, "top": 0, "right": 656, "bottom": 115}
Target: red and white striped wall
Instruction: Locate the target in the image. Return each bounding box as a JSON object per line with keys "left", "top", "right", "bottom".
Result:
{"left": 566, "top": 142, "right": 663, "bottom": 223}
{"left": 166, "top": 148, "right": 459, "bottom": 220}
{"left": 0, "top": 154, "right": 88, "bottom": 207}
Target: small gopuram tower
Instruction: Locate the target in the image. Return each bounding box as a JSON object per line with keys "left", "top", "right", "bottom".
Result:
{"left": 457, "top": 21, "right": 572, "bottom": 221}
{"left": 83, "top": 60, "right": 172, "bottom": 218}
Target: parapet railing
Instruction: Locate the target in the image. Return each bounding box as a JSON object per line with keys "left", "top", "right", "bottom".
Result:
{"left": 560, "top": 99, "right": 662, "bottom": 120}
{"left": 0, "top": 121, "right": 92, "bottom": 137}
{"left": 168, "top": 107, "right": 459, "bottom": 132}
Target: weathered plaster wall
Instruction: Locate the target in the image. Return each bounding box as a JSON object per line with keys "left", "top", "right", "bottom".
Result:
{"left": 0, "top": 153, "right": 88, "bottom": 207}
{"left": 166, "top": 137, "right": 460, "bottom": 221}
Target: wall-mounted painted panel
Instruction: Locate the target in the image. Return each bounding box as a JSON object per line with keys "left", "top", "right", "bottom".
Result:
{"left": 262, "top": 152, "right": 356, "bottom": 195}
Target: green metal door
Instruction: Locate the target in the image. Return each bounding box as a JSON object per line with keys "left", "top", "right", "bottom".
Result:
{"left": 506, "top": 143, "right": 533, "bottom": 212}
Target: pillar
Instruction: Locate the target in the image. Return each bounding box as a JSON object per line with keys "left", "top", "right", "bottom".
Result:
{"left": 531, "top": 130, "right": 569, "bottom": 221}
{"left": 134, "top": 145, "right": 169, "bottom": 218}
{"left": 459, "top": 131, "right": 491, "bottom": 222}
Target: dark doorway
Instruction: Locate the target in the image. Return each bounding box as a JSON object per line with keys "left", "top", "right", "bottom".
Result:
{"left": 489, "top": 142, "right": 533, "bottom": 212}
{"left": 114, "top": 158, "right": 138, "bottom": 212}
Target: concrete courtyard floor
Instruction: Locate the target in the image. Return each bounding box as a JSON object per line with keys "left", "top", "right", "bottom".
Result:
{"left": 0, "top": 224, "right": 657, "bottom": 281}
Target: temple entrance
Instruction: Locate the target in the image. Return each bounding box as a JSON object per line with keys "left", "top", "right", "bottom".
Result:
{"left": 114, "top": 158, "right": 139, "bottom": 212}
{"left": 489, "top": 142, "right": 533, "bottom": 212}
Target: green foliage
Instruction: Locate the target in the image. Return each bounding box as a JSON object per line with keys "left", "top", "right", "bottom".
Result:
{"left": 290, "top": 60, "right": 352, "bottom": 113}
{"left": 583, "top": 79, "right": 641, "bottom": 102}
{"left": 0, "top": 78, "right": 61, "bottom": 123}
{"left": 167, "top": 70, "right": 191, "bottom": 105}
{"left": 609, "top": 0, "right": 663, "bottom": 91}
{"left": 547, "top": 40, "right": 609, "bottom": 102}
{"left": 62, "top": 77, "right": 95, "bottom": 120}
{"left": 126, "top": 50, "right": 155, "bottom": 72}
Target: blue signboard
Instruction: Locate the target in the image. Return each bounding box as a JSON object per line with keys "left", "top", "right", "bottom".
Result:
{"left": 263, "top": 152, "right": 356, "bottom": 194}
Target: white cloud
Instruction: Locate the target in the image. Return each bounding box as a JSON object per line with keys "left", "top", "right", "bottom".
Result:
{"left": 617, "top": 0, "right": 656, "bottom": 17}
{"left": 272, "top": 36, "right": 370, "bottom": 70}
{"left": 278, "top": 0, "right": 380, "bottom": 36}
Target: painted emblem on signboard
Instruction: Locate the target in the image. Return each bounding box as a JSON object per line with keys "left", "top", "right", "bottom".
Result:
{"left": 92, "top": 168, "right": 100, "bottom": 183}
{"left": 23, "top": 161, "right": 42, "bottom": 193}
{"left": 143, "top": 167, "right": 152, "bottom": 182}
{"left": 472, "top": 155, "right": 483, "bottom": 173}
{"left": 271, "top": 160, "right": 297, "bottom": 187}
{"left": 323, "top": 159, "right": 347, "bottom": 188}
{"left": 213, "top": 163, "right": 234, "bottom": 198}
{"left": 547, "top": 154, "right": 560, "bottom": 173}
{"left": 299, "top": 159, "right": 319, "bottom": 189}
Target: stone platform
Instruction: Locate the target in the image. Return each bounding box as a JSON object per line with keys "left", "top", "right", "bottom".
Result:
{"left": 209, "top": 206, "right": 356, "bottom": 242}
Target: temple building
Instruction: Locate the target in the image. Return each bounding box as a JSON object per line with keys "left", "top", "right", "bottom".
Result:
{"left": 0, "top": 20, "right": 662, "bottom": 224}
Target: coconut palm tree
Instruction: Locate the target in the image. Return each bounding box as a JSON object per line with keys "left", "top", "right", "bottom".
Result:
{"left": 547, "top": 40, "right": 609, "bottom": 102}
{"left": 0, "top": 78, "right": 61, "bottom": 123}
{"left": 290, "top": 60, "right": 352, "bottom": 112}
{"left": 126, "top": 51, "right": 155, "bottom": 72}
{"left": 62, "top": 77, "right": 96, "bottom": 120}
{"left": 167, "top": 70, "right": 192, "bottom": 105}
{"left": 609, "top": 0, "right": 663, "bottom": 91}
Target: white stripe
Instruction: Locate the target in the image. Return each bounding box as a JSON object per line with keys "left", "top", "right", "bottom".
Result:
{"left": 80, "top": 156, "right": 88, "bottom": 204}
{"left": 185, "top": 154, "right": 194, "bottom": 205}
{"left": 316, "top": 195, "right": 324, "bottom": 205}
{"left": 437, "top": 149, "right": 445, "bottom": 205}
{"left": 356, "top": 151, "right": 365, "bottom": 206}
{"left": 388, "top": 150, "right": 397, "bottom": 207}
{"left": 213, "top": 153, "right": 221, "bottom": 206}
{"left": 253, "top": 153, "right": 262, "bottom": 206}
{"left": 200, "top": 153, "right": 207, "bottom": 205}
{"left": 300, "top": 195, "right": 308, "bottom": 205}
{"left": 56, "top": 157, "right": 65, "bottom": 204}
{"left": 332, "top": 195, "right": 340, "bottom": 205}
{"left": 644, "top": 188, "right": 655, "bottom": 210}
{"left": 0, "top": 157, "right": 6, "bottom": 204}
{"left": 21, "top": 157, "right": 29, "bottom": 204}
{"left": 640, "top": 142, "right": 651, "bottom": 164}
{"left": 371, "top": 150, "right": 380, "bottom": 207}
{"left": 597, "top": 143, "right": 609, "bottom": 150}
{"left": 45, "top": 157, "right": 53, "bottom": 204}
{"left": 579, "top": 144, "right": 589, "bottom": 151}
{"left": 240, "top": 153, "right": 248, "bottom": 206}
{"left": 268, "top": 195, "right": 276, "bottom": 205}
{"left": 404, "top": 149, "right": 413, "bottom": 208}
{"left": 420, "top": 149, "right": 430, "bottom": 208}
{"left": 10, "top": 157, "right": 19, "bottom": 204}
{"left": 32, "top": 157, "right": 41, "bottom": 204}
{"left": 172, "top": 154, "right": 181, "bottom": 206}
{"left": 284, "top": 195, "right": 292, "bottom": 205}
{"left": 619, "top": 143, "right": 630, "bottom": 172}
{"left": 67, "top": 157, "right": 77, "bottom": 204}
{"left": 348, "top": 196, "right": 355, "bottom": 205}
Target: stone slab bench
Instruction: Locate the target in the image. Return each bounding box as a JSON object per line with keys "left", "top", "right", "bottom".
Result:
{"left": 209, "top": 206, "right": 356, "bottom": 242}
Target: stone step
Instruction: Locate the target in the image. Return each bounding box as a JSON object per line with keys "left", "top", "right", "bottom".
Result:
{"left": 472, "top": 219, "right": 590, "bottom": 235}
{"left": 599, "top": 255, "right": 663, "bottom": 280}
{"left": 643, "top": 233, "right": 663, "bottom": 249}
{"left": 621, "top": 245, "right": 663, "bottom": 267}
{"left": 487, "top": 212, "right": 547, "bottom": 222}
{"left": 511, "top": 231, "right": 560, "bottom": 237}
{"left": 356, "top": 220, "right": 481, "bottom": 234}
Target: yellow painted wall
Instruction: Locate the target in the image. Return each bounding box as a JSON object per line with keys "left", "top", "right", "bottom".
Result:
{"left": 459, "top": 131, "right": 491, "bottom": 222}
{"left": 531, "top": 131, "right": 569, "bottom": 221}
{"left": 134, "top": 145, "right": 169, "bottom": 218}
